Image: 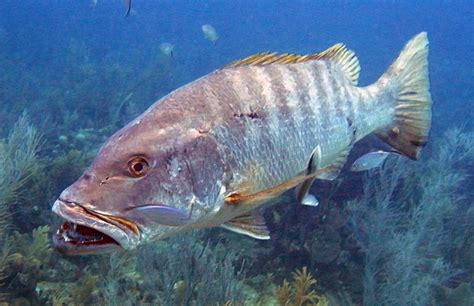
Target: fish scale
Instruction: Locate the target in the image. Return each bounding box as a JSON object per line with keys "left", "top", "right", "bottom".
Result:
{"left": 210, "top": 61, "right": 355, "bottom": 192}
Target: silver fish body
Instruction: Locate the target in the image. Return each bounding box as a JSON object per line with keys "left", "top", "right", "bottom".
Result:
{"left": 52, "top": 33, "right": 432, "bottom": 254}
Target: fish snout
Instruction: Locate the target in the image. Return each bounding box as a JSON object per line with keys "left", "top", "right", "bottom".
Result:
{"left": 51, "top": 199, "right": 141, "bottom": 255}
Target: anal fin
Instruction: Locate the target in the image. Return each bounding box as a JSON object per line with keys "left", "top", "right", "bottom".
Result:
{"left": 220, "top": 211, "right": 270, "bottom": 240}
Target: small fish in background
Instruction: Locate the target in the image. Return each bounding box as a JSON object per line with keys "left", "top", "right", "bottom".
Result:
{"left": 440, "top": 269, "right": 469, "bottom": 289}
{"left": 91, "top": 0, "right": 98, "bottom": 8}
{"left": 202, "top": 24, "right": 219, "bottom": 43}
{"left": 350, "top": 151, "right": 393, "bottom": 172}
{"left": 124, "top": 0, "right": 132, "bottom": 17}
{"left": 159, "top": 42, "right": 174, "bottom": 57}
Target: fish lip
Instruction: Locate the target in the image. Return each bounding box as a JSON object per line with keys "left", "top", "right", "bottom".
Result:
{"left": 52, "top": 199, "right": 140, "bottom": 254}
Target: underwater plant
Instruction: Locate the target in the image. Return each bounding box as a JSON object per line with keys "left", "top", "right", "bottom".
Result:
{"left": 138, "top": 232, "right": 246, "bottom": 305}
{"left": 0, "top": 113, "right": 45, "bottom": 301}
{"left": 0, "top": 113, "right": 42, "bottom": 224}
{"left": 0, "top": 225, "right": 52, "bottom": 303}
{"left": 275, "top": 266, "right": 328, "bottom": 306}
{"left": 96, "top": 251, "right": 141, "bottom": 306}
{"left": 348, "top": 128, "right": 474, "bottom": 305}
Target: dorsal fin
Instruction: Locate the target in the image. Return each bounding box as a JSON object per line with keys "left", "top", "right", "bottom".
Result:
{"left": 226, "top": 43, "right": 360, "bottom": 85}
{"left": 316, "top": 44, "right": 360, "bottom": 85}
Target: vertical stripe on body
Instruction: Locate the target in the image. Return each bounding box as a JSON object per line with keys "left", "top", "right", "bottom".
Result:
{"left": 211, "top": 59, "right": 390, "bottom": 194}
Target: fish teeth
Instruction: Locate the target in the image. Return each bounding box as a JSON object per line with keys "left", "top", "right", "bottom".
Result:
{"left": 62, "top": 231, "right": 71, "bottom": 242}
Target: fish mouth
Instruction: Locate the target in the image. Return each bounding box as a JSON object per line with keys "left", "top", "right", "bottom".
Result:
{"left": 52, "top": 199, "right": 140, "bottom": 255}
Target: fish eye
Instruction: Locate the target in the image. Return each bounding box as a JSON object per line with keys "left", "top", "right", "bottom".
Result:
{"left": 128, "top": 156, "right": 149, "bottom": 177}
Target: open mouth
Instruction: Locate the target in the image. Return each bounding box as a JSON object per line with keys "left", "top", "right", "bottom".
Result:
{"left": 53, "top": 221, "right": 119, "bottom": 252}
{"left": 52, "top": 200, "right": 139, "bottom": 255}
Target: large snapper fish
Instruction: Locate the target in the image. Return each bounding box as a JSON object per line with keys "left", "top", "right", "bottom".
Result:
{"left": 52, "top": 33, "right": 432, "bottom": 255}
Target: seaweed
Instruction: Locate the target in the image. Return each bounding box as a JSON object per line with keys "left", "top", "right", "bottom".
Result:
{"left": 0, "top": 113, "right": 42, "bottom": 228}
{"left": 275, "top": 267, "right": 328, "bottom": 306}
{"left": 0, "top": 225, "right": 52, "bottom": 303}
{"left": 348, "top": 128, "right": 474, "bottom": 305}
{"left": 137, "top": 232, "right": 246, "bottom": 305}
{"left": 0, "top": 114, "right": 44, "bottom": 301}
{"left": 0, "top": 239, "right": 12, "bottom": 302}
{"left": 36, "top": 272, "right": 99, "bottom": 306}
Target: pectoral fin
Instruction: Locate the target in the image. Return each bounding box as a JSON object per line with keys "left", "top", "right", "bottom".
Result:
{"left": 221, "top": 211, "right": 270, "bottom": 240}
{"left": 125, "top": 204, "right": 190, "bottom": 226}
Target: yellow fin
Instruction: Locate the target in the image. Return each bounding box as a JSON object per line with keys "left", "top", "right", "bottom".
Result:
{"left": 316, "top": 43, "right": 360, "bottom": 85}
{"left": 220, "top": 211, "right": 270, "bottom": 240}
{"left": 225, "top": 43, "right": 360, "bottom": 85}
{"left": 375, "top": 32, "right": 432, "bottom": 160}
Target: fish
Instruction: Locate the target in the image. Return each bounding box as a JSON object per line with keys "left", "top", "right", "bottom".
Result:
{"left": 52, "top": 32, "right": 432, "bottom": 255}
{"left": 159, "top": 42, "right": 174, "bottom": 57}
{"left": 350, "top": 151, "right": 392, "bottom": 172}
{"left": 124, "top": 0, "right": 132, "bottom": 17}
{"left": 202, "top": 24, "right": 218, "bottom": 42}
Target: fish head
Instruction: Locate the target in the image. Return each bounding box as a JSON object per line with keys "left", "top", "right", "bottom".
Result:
{"left": 52, "top": 118, "right": 224, "bottom": 255}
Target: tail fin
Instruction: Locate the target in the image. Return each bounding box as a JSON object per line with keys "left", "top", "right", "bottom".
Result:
{"left": 376, "top": 32, "right": 432, "bottom": 160}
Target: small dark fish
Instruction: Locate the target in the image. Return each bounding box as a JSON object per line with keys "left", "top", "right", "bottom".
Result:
{"left": 441, "top": 270, "right": 469, "bottom": 289}
{"left": 125, "top": 0, "right": 132, "bottom": 17}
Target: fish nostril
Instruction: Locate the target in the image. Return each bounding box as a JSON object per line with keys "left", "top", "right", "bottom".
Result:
{"left": 82, "top": 174, "right": 91, "bottom": 181}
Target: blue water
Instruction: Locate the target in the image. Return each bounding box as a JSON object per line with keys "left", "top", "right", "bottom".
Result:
{"left": 0, "top": 1, "right": 472, "bottom": 305}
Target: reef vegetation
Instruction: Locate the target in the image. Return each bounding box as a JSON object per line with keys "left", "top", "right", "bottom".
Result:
{"left": 0, "top": 2, "right": 472, "bottom": 305}
{"left": 0, "top": 50, "right": 472, "bottom": 305}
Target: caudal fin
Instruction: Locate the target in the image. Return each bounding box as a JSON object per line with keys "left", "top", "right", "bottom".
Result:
{"left": 376, "top": 32, "right": 432, "bottom": 160}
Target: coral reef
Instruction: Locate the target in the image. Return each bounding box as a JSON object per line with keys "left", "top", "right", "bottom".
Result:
{"left": 0, "top": 225, "right": 52, "bottom": 303}
{"left": 0, "top": 8, "right": 471, "bottom": 304}
{"left": 0, "top": 85, "right": 471, "bottom": 306}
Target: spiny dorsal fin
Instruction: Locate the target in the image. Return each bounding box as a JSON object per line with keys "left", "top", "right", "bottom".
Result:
{"left": 220, "top": 211, "right": 270, "bottom": 240}
{"left": 226, "top": 43, "right": 360, "bottom": 85}
{"left": 316, "top": 44, "right": 360, "bottom": 85}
